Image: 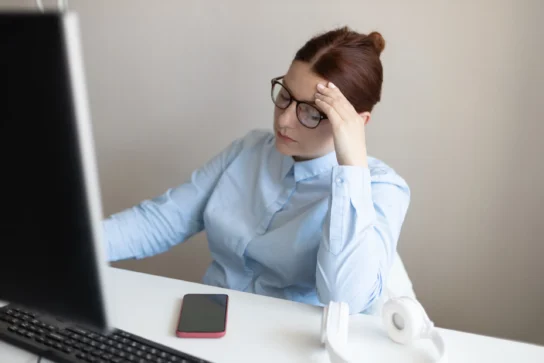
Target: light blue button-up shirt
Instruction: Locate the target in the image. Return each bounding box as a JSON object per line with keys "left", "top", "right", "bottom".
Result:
{"left": 103, "top": 129, "right": 414, "bottom": 314}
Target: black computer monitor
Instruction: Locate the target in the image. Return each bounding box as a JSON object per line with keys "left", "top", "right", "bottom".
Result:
{"left": 0, "top": 10, "right": 113, "bottom": 331}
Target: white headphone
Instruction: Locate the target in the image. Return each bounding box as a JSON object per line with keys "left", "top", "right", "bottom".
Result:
{"left": 321, "top": 296, "right": 447, "bottom": 363}
{"left": 35, "top": 0, "right": 68, "bottom": 12}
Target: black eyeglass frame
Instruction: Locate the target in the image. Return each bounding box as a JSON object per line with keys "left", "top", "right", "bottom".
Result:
{"left": 270, "top": 76, "right": 328, "bottom": 129}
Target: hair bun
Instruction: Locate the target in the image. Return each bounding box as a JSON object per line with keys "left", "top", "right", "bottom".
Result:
{"left": 368, "top": 31, "right": 385, "bottom": 55}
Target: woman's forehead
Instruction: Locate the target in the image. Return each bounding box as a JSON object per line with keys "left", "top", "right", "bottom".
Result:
{"left": 283, "top": 61, "right": 327, "bottom": 101}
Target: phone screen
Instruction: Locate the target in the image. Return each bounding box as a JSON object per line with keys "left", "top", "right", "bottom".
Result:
{"left": 177, "top": 294, "right": 228, "bottom": 333}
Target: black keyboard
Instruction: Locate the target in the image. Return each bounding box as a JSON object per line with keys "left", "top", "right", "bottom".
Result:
{"left": 0, "top": 304, "right": 213, "bottom": 363}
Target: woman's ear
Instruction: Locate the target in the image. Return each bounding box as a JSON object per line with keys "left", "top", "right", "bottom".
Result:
{"left": 359, "top": 112, "right": 371, "bottom": 125}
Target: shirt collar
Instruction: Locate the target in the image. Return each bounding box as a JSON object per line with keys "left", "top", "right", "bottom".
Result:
{"left": 280, "top": 151, "right": 338, "bottom": 182}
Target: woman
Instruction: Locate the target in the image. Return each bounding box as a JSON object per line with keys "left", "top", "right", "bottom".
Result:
{"left": 103, "top": 26, "right": 415, "bottom": 315}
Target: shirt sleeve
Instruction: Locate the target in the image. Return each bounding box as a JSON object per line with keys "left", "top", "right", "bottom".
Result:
{"left": 316, "top": 165, "right": 410, "bottom": 314}
{"left": 102, "top": 136, "right": 248, "bottom": 262}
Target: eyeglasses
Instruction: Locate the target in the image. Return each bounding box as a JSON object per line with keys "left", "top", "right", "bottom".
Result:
{"left": 270, "top": 76, "right": 327, "bottom": 129}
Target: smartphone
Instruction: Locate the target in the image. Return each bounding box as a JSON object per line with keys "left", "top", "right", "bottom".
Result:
{"left": 176, "top": 293, "right": 229, "bottom": 338}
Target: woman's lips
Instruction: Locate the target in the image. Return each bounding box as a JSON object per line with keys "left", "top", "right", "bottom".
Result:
{"left": 277, "top": 131, "right": 295, "bottom": 142}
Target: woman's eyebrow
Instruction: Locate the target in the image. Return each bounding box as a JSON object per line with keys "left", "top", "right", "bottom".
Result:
{"left": 282, "top": 79, "right": 317, "bottom": 104}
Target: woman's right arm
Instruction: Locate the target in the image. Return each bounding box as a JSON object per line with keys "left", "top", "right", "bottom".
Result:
{"left": 102, "top": 135, "right": 247, "bottom": 262}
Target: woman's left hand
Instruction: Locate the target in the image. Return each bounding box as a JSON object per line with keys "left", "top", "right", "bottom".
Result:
{"left": 315, "top": 82, "right": 369, "bottom": 168}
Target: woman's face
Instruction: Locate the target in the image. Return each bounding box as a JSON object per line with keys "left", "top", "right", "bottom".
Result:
{"left": 273, "top": 61, "right": 335, "bottom": 161}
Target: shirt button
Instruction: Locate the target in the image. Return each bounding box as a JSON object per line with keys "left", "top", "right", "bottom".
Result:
{"left": 335, "top": 177, "right": 344, "bottom": 185}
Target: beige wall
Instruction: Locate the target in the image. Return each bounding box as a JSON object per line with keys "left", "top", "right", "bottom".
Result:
{"left": 3, "top": 0, "right": 543, "bottom": 346}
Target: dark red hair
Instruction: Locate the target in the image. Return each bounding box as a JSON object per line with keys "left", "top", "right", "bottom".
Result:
{"left": 294, "top": 26, "right": 385, "bottom": 113}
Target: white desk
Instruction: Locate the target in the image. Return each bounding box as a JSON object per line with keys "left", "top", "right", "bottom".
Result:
{"left": 2, "top": 267, "right": 544, "bottom": 363}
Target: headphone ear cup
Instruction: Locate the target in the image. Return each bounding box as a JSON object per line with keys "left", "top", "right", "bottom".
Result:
{"left": 382, "top": 297, "right": 427, "bottom": 344}
{"left": 402, "top": 297, "right": 435, "bottom": 337}
{"left": 383, "top": 297, "right": 447, "bottom": 362}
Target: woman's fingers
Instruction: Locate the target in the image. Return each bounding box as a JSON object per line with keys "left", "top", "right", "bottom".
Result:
{"left": 316, "top": 82, "right": 345, "bottom": 100}
{"left": 316, "top": 82, "right": 356, "bottom": 121}
{"left": 314, "top": 92, "right": 334, "bottom": 104}
{"left": 315, "top": 97, "right": 343, "bottom": 128}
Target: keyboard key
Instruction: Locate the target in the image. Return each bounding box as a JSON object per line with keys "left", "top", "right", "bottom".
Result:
{"left": 75, "top": 342, "right": 86, "bottom": 350}
{"left": 68, "top": 327, "right": 88, "bottom": 335}
{"left": 48, "top": 332, "right": 65, "bottom": 341}
{"left": 107, "top": 347, "right": 118, "bottom": 355}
